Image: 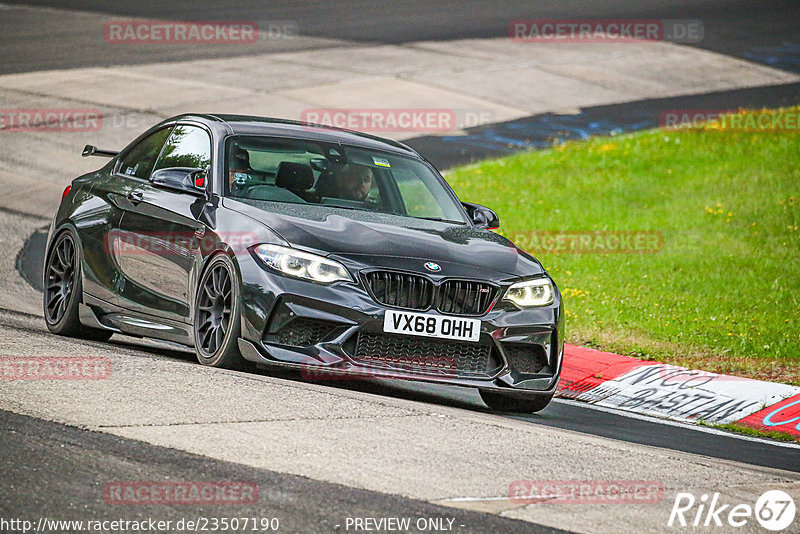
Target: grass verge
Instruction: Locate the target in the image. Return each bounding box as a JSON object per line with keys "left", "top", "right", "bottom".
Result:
{"left": 446, "top": 107, "right": 800, "bottom": 385}
{"left": 700, "top": 421, "right": 800, "bottom": 443}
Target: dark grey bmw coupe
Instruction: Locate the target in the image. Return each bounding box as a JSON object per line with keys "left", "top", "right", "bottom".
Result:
{"left": 43, "top": 114, "right": 563, "bottom": 412}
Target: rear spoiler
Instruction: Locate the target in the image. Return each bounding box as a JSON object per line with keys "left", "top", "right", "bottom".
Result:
{"left": 82, "top": 145, "right": 118, "bottom": 158}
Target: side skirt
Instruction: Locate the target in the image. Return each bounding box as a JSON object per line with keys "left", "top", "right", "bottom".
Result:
{"left": 81, "top": 294, "right": 195, "bottom": 346}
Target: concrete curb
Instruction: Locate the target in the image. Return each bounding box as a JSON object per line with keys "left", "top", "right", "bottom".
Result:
{"left": 558, "top": 344, "right": 800, "bottom": 438}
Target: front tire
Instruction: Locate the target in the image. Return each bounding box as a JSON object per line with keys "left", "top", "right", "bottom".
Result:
{"left": 479, "top": 390, "right": 554, "bottom": 413}
{"left": 43, "top": 230, "right": 113, "bottom": 342}
{"left": 193, "top": 254, "right": 244, "bottom": 369}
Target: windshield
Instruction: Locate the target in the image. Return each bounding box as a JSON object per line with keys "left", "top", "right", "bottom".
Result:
{"left": 223, "top": 136, "right": 468, "bottom": 224}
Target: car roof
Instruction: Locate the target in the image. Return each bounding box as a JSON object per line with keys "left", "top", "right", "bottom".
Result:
{"left": 163, "top": 113, "right": 422, "bottom": 159}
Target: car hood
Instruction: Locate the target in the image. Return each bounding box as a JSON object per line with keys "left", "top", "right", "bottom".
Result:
{"left": 225, "top": 198, "right": 544, "bottom": 278}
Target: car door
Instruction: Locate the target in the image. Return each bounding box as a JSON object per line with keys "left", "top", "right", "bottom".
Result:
{"left": 81, "top": 126, "right": 174, "bottom": 305}
{"left": 115, "top": 124, "right": 213, "bottom": 323}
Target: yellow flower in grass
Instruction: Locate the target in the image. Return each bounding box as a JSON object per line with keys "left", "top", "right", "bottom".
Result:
{"left": 600, "top": 143, "right": 617, "bottom": 152}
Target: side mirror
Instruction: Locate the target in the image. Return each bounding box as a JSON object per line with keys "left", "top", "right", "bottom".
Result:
{"left": 151, "top": 167, "right": 208, "bottom": 199}
{"left": 462, "top": 202, "right": 499, "bottom": 229}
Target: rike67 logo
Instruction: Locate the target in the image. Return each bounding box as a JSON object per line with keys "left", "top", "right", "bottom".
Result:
{"left": 668, "top": 490, "right": 796, "bottom": 531}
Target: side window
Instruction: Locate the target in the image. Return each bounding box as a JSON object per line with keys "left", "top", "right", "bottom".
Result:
{"left": 154, "top": 125, "right": 212, "bottom": 186}
{"left": 117, "top": 127, "right": 173, "bottom": 180}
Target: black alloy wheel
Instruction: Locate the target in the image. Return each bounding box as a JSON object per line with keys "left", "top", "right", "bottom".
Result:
{"left": 44, "top": 232, "right": 76, "bottom": 325}
{"left": 194, "top": 255, "right": 244, "bottom": 368}
{"left": 43, "top": 230, "right": 113, "bottom": 341}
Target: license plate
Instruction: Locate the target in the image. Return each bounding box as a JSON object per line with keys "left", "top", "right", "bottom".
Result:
{"left": 383, "top": 310, "right": 481, "bottom": 343}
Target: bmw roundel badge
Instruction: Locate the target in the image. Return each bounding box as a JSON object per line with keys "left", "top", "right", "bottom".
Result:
{"left": 424, "top": 262, "right": 441, "bottom": 272}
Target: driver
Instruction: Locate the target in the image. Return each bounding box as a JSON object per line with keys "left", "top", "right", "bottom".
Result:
{"left": 228, "top": 146, "right": 252, "bottom": 192}
{"left": 335, "top": 164, "right": 374, "bottom": 201}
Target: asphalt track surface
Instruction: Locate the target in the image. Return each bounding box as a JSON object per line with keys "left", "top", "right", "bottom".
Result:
{"left": 0, "top": 409, "right": 567, "bottom": 534}
{"left": 408, "top": 81, "right": 800, "bottom": 168}
{"left": 2, "top": 0, "right": 799, "bottom": 73}
{"left": 317, "top": 379, "right": 800, "bottom": 474}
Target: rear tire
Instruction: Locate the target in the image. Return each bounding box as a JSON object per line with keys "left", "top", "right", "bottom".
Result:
{"left": 479, "top": 390, "right": 554, "bottom": 413}
{"left": 193, "top": 254, "right": 244, "bottom": 369}
{"left": 43, "top": 230, "right": 113, "bottom": 342}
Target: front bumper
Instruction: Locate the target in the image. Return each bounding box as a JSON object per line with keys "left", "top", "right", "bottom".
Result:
{"left": 237, "top": 255, "right": 563, "bottom": 395}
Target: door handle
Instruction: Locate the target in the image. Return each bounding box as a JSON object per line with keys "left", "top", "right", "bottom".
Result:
{"left": 126, "top": 191, "right": 144, "bottom": 205}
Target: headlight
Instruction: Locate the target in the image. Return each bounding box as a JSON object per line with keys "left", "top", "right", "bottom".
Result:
{"left": 253, "top": 244, "right": 353, "bottom": 284}
{"left": 503, "top": 278, "right": 554, "bottom": 307}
